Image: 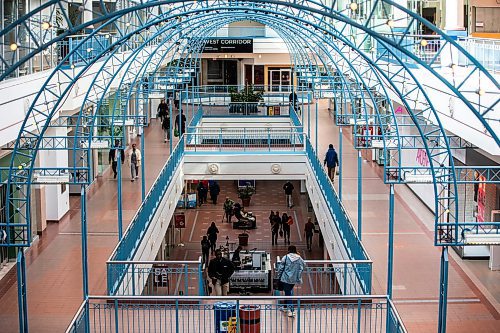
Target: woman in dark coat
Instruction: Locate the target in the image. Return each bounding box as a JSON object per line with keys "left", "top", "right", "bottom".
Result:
{"left": 206, "top": 222, "right": 219, "bottom": 254}
{"left": 209, "top": 181, "right": 221, "bottom": 205}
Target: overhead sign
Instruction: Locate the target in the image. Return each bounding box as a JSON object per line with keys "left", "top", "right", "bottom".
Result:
{"left": 204, "top": 39, "right": 253, "bottom": 53}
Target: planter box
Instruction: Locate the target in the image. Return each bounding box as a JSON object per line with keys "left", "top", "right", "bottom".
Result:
{"left": 229, "top": 103, "right": 259, "bottom": 114}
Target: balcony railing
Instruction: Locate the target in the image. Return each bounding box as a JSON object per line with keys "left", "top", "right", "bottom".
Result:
{"left": 66, "top": 295, "right": 407, "bottom": 333}
{"left": 107, "top": 259, "right": 204, "bottom": 296}
{"left": 457, "top": 37, "right": 500, "bottom": 72}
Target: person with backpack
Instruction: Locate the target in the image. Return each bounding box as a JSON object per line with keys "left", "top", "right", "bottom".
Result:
{"left": 276, "top": 245, "right": 306, "bottom": 317}
{"left": 157, "top": 98, "right": 168, "bottom": 122}
{"left": 161, "top": 112, "right": 170, "bottom": 142}
{"left": 323, "top": 144, "right": 339, "bottom": 182}
{"left": 283, "top": 181, "right": 294, "bottom": 208}
{"left": 201, "top": 235, "right": 211, "bottom": 264}
{"left": 304, "top": 217, "right": 315, "bottom": 251}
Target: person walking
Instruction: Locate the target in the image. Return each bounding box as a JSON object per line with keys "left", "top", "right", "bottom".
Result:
{"left": 197, "top": 182, "right": 207, "bottom": 207}
{"left": 223, "top": 197, "right": 234, "bottom": 223}
{"left": 161, "top": 112, "right": 171, "bottom": 142}
{"left": 282, "top": 213, "right": 292, "bottom": 245}
{"left": 209, "top": 181, "right": 220, "bottom": 205}
{"left": 323, "top": 144, "right": 339, "bottom": 182}
{"left": 201, "top": 235, "right": 210, "bottom": 264}
{"left": 157, "top": 98, "right": 168, "bottom": 122}
{"left": 269, "top": 210, "right": 275, "bottom": 225}
{"left": 108, "top": 139, "right": 124, "bottom": 179}
{"left": 271, "top": 212, "right": 281, "bottom": 246}
{"left": 208, "top": 249, "right": 235, "bottom": 296}
{"left": 276, "top": 245, "right": 306, "bottom": 317}
{"left": 175, "top": 109, "right": 186, "bottom": 136}
{"left": 304, "top": 217, "right": 315, "bottom": 251}
{"left": 206, "top": 222, "right": 219, "bottom": 254}
{"left": 285, "top": 214, "right": 293, "bottom": 245}
{"left": 127, "top": 143, "right": 142, "bottom": 182}
{"left": 283, "top": 181, "right": 294, "bottom": 208}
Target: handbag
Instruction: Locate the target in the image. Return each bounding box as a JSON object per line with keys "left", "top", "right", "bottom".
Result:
{"left": 273, "top": 256, "right": 288, "bottom": 291}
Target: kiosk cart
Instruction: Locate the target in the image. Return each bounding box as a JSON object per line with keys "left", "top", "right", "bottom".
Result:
{"left": 229, "top": 251, "right": 272, "bottom": 293}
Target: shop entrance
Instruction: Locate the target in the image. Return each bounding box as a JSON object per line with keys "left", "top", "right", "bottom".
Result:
{"left": 206, "top": 59, "right": 238, "bottom": 86}
{"left": 268, "top": 68, "right": 291, "bottom": 92}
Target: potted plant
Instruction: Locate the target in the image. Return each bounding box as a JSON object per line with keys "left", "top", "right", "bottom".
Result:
{"left": 237, "top": 185, "right": 255, "bottom": 207}
{"left": 229, "top": 85, "right": 263, "bottom": 114}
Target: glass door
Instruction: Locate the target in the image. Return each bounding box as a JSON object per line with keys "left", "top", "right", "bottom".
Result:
{"left": 269, "top": 69, "right": 292, "bottom": 92}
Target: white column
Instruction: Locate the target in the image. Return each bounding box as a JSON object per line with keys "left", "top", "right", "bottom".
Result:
{"left": 393, "top": 0, "right": 408, "bottom": 29}
{"left": 445, "top": 0, "right": 465, "bottom": 31}
{"left": 83, "top": 0, "right": 94, "bottom": 29}
{"left": 39, "top": 127, "right": 70, "bottom": 221}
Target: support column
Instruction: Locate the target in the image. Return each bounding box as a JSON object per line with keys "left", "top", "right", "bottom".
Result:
{"left": 83, "top": 0, "right": 94, "bottom": 30}
{"left": 141, "top": 132, "right": 146, "bottom": 201}
{"left": 80, "top": 186, "right": 89, "bottom": 298}
{"left": 40, "top": 127, "right": 69, "bottom": 222}
{"left": 315, "top": 101, "right": 318, "bottom": 153}
{"left": 387, "top": 184, "right": 395, "bottom": 299}
{"left": 438, "top": 247, "right": 449, "bottom": 333}
{"left": 357, "top": 150, "right": 362, "bottom": 240}
{"left": 16, "top": 250, "right": 28, "bottom": 333}
{"left": 338, "top": 127, "right": 343, "bottom": 201}
{"left": 117, "top": 154, "right": 123, "bottom": 240}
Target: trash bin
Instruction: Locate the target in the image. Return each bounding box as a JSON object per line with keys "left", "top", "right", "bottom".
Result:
{"left": 214, "top": 301, "right": 236, "bottom": 333}
{"left": 238, "top": 233, "right": 249, "bottom": 246}
{"left": 240, "top": 305, "right": 261, "bottom": 333}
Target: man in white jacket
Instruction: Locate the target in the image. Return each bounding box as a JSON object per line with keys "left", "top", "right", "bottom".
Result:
{"left": 128, "top": 143, "right": 142, "bottom": 182}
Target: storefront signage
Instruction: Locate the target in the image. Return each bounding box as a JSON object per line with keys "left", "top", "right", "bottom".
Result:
{"left": 204, "top": 39, "right": 253, "bottom": 53}
{"left": 152, "top": 265, "right": 169, "bottom": 287}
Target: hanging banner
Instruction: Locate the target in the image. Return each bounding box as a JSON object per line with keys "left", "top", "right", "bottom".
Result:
{"left": 204, "top": 39, "right": 253, "bottom": 53}
{"left": 476, "top": 175, "right": 486, "bottom": 222}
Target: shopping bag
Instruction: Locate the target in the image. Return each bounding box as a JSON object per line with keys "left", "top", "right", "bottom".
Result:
{"left": 174, "top": 128, "right": 179, "bottom": 137}
{"left": 273, "top": 277, "right": 284, "bottom": 291}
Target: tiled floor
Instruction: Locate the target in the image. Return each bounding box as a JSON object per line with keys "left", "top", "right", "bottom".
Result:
{"left": 0, "top": 102, "right": 498, "bottom": 332}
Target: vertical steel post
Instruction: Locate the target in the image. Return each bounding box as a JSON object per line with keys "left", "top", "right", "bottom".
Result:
{"left": 339, "top": 127, "right": 343, "bottom": 201}
{"left": 315, "top": 100, "right": 318, "bottom": 153}
{"left": 387, "top": 184, "right": 395, "bottom": 299}
{"left": 307, "top": 91, "right": 311, "bottom": 138}
{"left": 16, "top": 250, "right": 28, "bottom": 333}
{"left": 140, "top": 131, "right": 146, "bottom": 201}
{"left": 184, "top": 264, "right": 189, "bottom": 295}
{"left": 438, "top": 247, "right": 449, "bottom": 333}
{"left": 357, "top": 298, "right": 362, "bottom": 333}
{"left": 117, "top": 153, "right": 123, "bottom": 240}
{"left": 198, "top": 261, "right": 204, "bottom": 296}
{"left": 80, "top": 186, "right": 89, "bottom": 298}
{"left": 357, "top": 150, "right": 362, "bottom": 240}
{"left": 132, "top": 263, "right": 136, "bottom": 296}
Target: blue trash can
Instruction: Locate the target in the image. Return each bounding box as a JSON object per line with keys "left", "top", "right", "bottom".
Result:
{"left": 214, "top": 301, "right": 236, "bottom": 333}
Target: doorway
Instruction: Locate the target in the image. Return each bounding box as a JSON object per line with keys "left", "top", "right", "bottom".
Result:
{"left": 268, "top": 68, "right": 291, "bottom": 92}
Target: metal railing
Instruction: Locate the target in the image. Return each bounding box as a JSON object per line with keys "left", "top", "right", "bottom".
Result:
{"left": 457, "top": 37, "right": 500, "bottom": 72}
{"left": 185, "top": 128, "right": 305, "bottom": 152}
{"left": 107, "top": 259, "right": 204, "bottom": 296}
{"left": 211, "top": 26, "right": 267, "bottom": 37}
{"left": 300, "top": 260, "right": 372, "bottom": 295}
{"left": 66, "top": 295, "right": 407, "bottom": 333}
{"left": 109, "top": 137, "right": 184, "bottom": 263}
{"left": 305, "top": 139, "right": 369, "bottom": 262}
{"left": 376, "top": 33, "right": 442, "bottom": 66}
{"left": 275, "top": 259, "right": 372, "bottom": 296}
